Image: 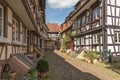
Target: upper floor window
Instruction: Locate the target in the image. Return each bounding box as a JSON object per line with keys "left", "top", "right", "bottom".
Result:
{"left": 81, "top": 15, "right": 86, "bottom": 25}
{"left": 86, "top": 15, "right": 90, "bottom": 24}
{"left": 72, "top": 21, "right": 78, "bottom": 30}
{"left": 92, "top": 7, "right": 100, "bottom": 21}
{"left": 13, "top": 18, "right": 19, "bottom": 41}
{"left": 0, "top": 5, "right": 4, "bottom": 37}
{"left": 77, "top": 19, "right": 81, "bottom": 26}
{"left": 115, "top": 32, "right": 120, "bottom": 43}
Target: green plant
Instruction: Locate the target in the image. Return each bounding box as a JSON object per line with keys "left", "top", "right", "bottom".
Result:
{"left": 27, "top": 68, "right": 37, "bottom": 79}
{"left": 84, "top": 51, "right": 98, "bottom": 63}
{"left": 60, "top": 38, "right": 67, "bottom": 53}
{"left": 2, "top": 71, "right": 10, "bottom": 80}
{"left": 36, "top": 59, "right": 49, "bottom": 73}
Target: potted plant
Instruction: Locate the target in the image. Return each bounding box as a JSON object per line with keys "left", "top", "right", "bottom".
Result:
{"left": 36, "top": 59, "right": 49, "bottom": 78}
{"left": 9, "top": 71, "right": 16, "bottom": 80}
{"left": 84, "top": 51, "right": 98, "bottom": 63}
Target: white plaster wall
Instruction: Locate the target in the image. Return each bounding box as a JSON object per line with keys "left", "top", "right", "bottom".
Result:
{"left": 100, "top": 36, "right": 103, "bottom": 44}
{"left": 101, "top": 46, "right": 103, "bottom": 51}
{"left": 86, "top": 39, "right": 89, "bottom": 45}
{"left": 107, "top": 0, "right": 115, "bottom": 5}
{"left": 116, "top": 0, "right": 120, "bottom": 6}
{"left": 96, "top": 46, "right": 99, "bottom": 52}
{"left": 115, "top": 46, "right": 118, "bottom": 52}
{"left": 89, "top": 38, "right": 92, "bottom": 45}
{"left": 86, "top": 46, "right": 89, "bottom": 50}
{"left": 108, "top": 46, "right": 114, "bottom": 52}
{"left": 107, "top": 28, "right": 114, "bottom": 34}
{"left": 107, "top": 36, "right": 113, "bottom": 44}
{"left": 107, "top": 0, "right": 120, "bottom": 25}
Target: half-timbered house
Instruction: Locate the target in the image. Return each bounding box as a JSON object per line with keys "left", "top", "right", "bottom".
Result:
{"left": 0, "top": 0, "right": 48, "bottom": 61}
{"left": 62, "top": 0, "right": 120, "bottom": 58}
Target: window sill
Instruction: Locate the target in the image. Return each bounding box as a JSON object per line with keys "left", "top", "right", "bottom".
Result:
{"left": 22, "top": 43, "right": 27, "bottom": 46}
{"left": 93, "top": 43, "right": 99, "bottom": 45}
{"left": 0, "top": 37, "right": 10, "bottom": 44}
{"left": 12, "top": 41, "right": 22, "bottom": 45}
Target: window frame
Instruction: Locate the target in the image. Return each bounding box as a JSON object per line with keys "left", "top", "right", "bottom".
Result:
{"left": 114, "top": 32, "right": 120, "bottom": 43}
{"left": 13, "top": 18, "right": 19, "bottom": 41}
{"left": 93, "top": 34, "right": 99, "bottom": 44}
{"left": 22, "top": 27, "right": 27, "bottom": 43}
{"left": 0, "top": 5, "right": 4, "bottom": 37}
{"left": 92, "top": 6, "right": 100, "bottom": 21}
{"left": 81, "top": 37, "right": 85, "bottom": 45}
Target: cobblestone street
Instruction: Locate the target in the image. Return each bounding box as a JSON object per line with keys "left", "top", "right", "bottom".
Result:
{"left": 45, "top": 50, "right": 100, "bottom": 80}
{"left": 44, "top": 50, "right": 120, "bottom": 80}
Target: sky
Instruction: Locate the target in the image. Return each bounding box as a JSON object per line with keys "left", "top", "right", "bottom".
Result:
{"left": 46, "top": 0, "right": 79, "bottom": 25}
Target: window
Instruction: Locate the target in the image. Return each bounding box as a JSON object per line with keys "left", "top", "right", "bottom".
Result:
{"left": 81, "top": 37, "right": 85, "bottom": 45}
{"left": 92, "top": 7, "right": 100, "bottom": 21}
{"left": 0, "top": 5, "right": 4, "bottom": 37}
{"left": 93, "top": 34, "right": 99, "bottom": 44}
{"left": 22, "top": 27, "right": 27, "bottom": 43}
{"left": 114, "top": 32, "right": 120, "bottom": 43}
{"left": 86, "top": 11, "right": 90, "bottom": 24}
{"left": 72, "top": 21, "right": 78, "bottom": 29}
{"left": 86, "top": 16, "right": 90, "bottom": 24}
{"left": 81, "top": 15, "right": 86, "bottom": 25}
{"left": 78, "top": 19, "right": 81, "bottom": 26}
{"left": 77, "top": 38, "right": 80, "bottom": 45}
{"left": 49, "top": 33, "right": 57, "bottom": 37}
{"left": 13, "top": 18, "right": 19, "bottom": 41}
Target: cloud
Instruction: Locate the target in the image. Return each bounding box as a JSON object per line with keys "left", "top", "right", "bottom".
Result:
{"left": 47, "top": 0, "right": 79, "bottom": 9}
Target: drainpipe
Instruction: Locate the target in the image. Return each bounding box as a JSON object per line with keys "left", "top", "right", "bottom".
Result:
{"left": 27, "top": 30, "right": 30, "bottom": 54}
{"left": 102, "top": 0, "right": 107, "bottom": 50}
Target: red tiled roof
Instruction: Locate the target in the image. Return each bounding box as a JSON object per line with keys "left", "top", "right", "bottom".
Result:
{"left": 61, "top": 23, "right": 72, "bottom": 33}
{"left": 47, "top": 23, "right": 62, "bottom": 32}
{"left": 61, "top": 21, "right": 73, "bottom": 33}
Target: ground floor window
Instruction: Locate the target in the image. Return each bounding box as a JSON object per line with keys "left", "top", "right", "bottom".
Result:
{"left": 93, "top": 34, "right": 99, "bottom": 44}
{"left": 13, "top": 18, "right": 19, "bottom": 41}
{"left": 81, "top": 37, "right": 85, "bottom": 45}
{"left": 0, "top": 5, "right": 4, "bottom": 37}
{"left": 114, "top": 32, "right": 120, "bottom": 43}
